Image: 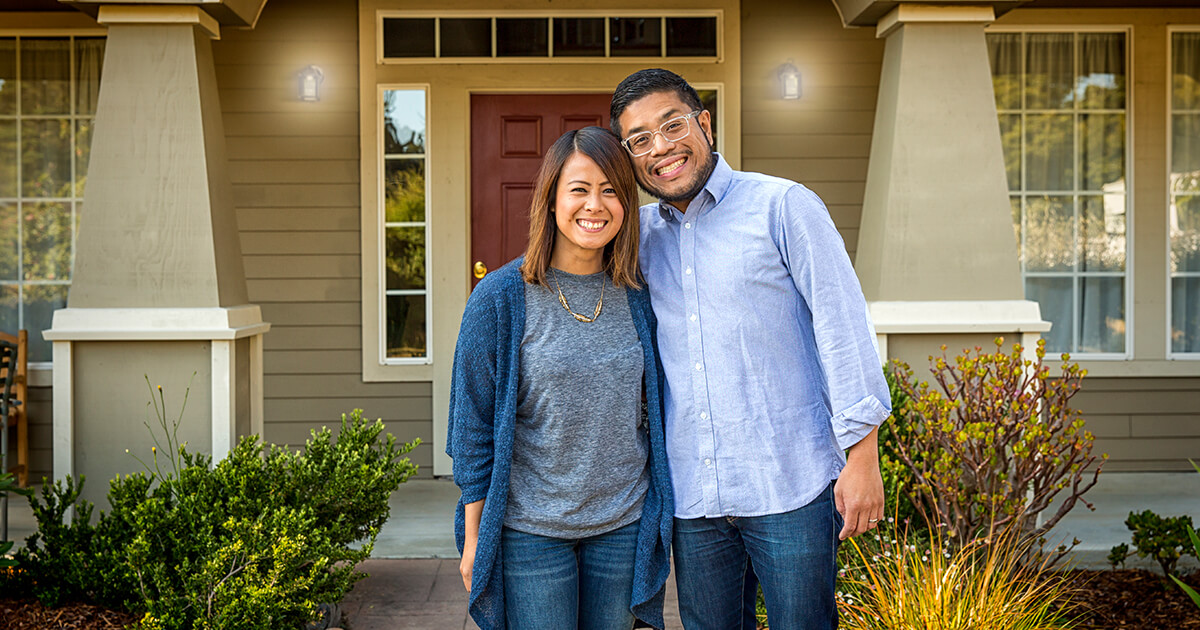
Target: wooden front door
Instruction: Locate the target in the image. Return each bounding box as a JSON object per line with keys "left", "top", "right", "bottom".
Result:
{"left": 470, "top": 93, "right": 613, "bottom": 287}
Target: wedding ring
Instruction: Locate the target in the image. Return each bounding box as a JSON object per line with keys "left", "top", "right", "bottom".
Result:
{"left": 868, "top": 518, "right": 880, "bottom": 523}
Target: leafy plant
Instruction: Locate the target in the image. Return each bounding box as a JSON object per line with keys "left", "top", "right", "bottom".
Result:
{"left": 1, "top": 471, "right": 33, "bottom": 569}
{"left": 887, "top": 338, "right": 1104, "bottom": 555}
{"left": 5, "top": 396, "right": 419, "bottom": 630}
{"left": 838, "top": 525, "right": 1080, "bottom": 630}
{"left": 1108, "top": 510, "right": 1198, "bottom": 578}
{"left": 1170, "top": 460, "right": 1200, "bottom": 607}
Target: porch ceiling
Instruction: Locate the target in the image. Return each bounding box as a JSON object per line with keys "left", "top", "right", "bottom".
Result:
{"left": 1, "top": 0, "right": 73, "bottom": 10}
{"left": 829, "top": 0, "right": 1028, "bottom": 27}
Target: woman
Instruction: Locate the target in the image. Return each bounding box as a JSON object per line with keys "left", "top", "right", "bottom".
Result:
{"left": 446, "top": 126, "right": 672, "bottom": 630}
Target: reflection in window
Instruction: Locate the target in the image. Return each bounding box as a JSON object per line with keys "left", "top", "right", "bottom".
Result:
{"left": 1171, "top": 32, "right": 1200, "bottom": 353}
{"left": 988, "top": 31, "right": 1128, "bottom": 355}
{"left": 0, "top": 36, "right": 104, "bottom": 362}
{"left": 382, "top": 89, "right": 429, "bottom": 360}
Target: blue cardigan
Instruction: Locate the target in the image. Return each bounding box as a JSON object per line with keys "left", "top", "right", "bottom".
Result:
{"left": 446, "top": 258, "right": 673, "bottom": 630}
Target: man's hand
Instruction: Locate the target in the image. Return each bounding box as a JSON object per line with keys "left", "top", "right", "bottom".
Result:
{"left": 834, "top": 426, "right": 885, "bottom": 540}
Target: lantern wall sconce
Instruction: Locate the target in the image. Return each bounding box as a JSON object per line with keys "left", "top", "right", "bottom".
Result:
{"left": 298, "top": 65, "right": 324, "bottom": 102}
{"left": 777, "top": 60, "right": 801, "bottom": 100}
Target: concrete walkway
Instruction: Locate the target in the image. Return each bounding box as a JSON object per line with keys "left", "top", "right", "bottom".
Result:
{"left": 4, "top": 473, "right": 1200, "bottom": 629}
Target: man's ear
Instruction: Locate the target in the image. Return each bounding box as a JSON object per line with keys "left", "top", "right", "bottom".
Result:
{"left": 698, "top": 109, "right": 714, "bottom": 145}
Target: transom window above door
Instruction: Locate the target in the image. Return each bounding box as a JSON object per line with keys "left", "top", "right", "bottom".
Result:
{"left": 377, "top": 12, "right": 721, "bottom": 62}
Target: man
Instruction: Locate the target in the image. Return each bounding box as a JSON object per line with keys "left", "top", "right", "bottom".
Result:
{"left": 610, "top": 69, "right": 891, "bottom": 629}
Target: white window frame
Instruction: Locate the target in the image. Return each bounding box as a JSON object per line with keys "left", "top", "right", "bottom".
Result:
{"left": 1167, "top": 26, "right": 1200, "bottom": 360}
{"left": 363, "top": 84, "right": 434, "bottom": 379}
{"left": 375, "top": 10, "right": 723, "bottom": 64}
{"left": 987, "top": 25, "right": 1135, "bottom": 360}
{"left": 0, "top": 28, "right": 105, "bottom": 385}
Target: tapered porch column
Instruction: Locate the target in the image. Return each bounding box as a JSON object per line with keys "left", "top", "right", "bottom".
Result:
{"left": 851, "top": 4, "right": 1049, "bottom": 368}
{"left": 44, "top": 1, "right": 269, "bottom": 508}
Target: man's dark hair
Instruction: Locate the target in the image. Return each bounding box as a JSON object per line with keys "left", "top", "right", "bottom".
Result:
{"left": 610, "top": 68, "right": 704, "bottom": 138}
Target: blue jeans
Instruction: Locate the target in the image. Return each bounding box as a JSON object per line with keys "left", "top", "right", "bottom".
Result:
{"left": 673, "top": 483, "right": 842, "bottom": 630}
{"left": 501, "top": 521, "right": 640, "bottom": 630}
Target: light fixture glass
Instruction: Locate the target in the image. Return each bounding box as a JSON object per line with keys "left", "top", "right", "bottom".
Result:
{"left": 298, "top": 65, "right": 324, "bottom": 102}
{"left": 778, "top": 60, "right": 801, "bottom": 100}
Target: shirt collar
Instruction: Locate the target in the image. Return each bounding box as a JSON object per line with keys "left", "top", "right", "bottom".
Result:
{"left": 657, "top": 152, "right": 731, "bottom": 222}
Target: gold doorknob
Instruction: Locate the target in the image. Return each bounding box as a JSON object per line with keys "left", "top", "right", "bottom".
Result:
{"left": 473, "top": 261, "right": 488, "bottom": 279}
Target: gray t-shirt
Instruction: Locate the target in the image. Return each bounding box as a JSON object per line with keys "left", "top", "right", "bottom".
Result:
{"left": 504, "top": 269, "right": 650, "bottom": 538}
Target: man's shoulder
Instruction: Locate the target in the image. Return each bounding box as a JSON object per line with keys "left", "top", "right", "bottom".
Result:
{"left": 726, "top": 169, "right": 825, "bottom": 210}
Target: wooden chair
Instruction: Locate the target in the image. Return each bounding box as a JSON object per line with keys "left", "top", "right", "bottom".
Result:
{"left": 0, "top": 330, "right": 28, "bottom": 487}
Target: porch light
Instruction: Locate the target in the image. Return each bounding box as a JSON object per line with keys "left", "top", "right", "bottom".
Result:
{"left": 298, "top": 65, "right": 324, "bottom": 102}
{"left": 777, "top": 60, "right": 801, "bottom": 100}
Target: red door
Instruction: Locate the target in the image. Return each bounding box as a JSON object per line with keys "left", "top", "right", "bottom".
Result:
{"left": 470, "top": 93, "right": 613, "bottom": 287}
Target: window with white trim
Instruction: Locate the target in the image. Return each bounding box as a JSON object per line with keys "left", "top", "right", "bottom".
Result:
{"left": 0, "top": 36, "right": 104, "bottom": 363}
{"left": 1171, "top": 31, "right": 1200, "bottom": 355}
{"left": 381, "top": 88, "right": 429, "bottom": 361}
{"left": 987, "top": 31, "right": 1129, "bottom": 356}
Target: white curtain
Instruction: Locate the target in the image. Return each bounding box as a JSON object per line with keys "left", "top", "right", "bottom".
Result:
{"left": 1172, "top": 33, "right": 1200, "bottom": 352}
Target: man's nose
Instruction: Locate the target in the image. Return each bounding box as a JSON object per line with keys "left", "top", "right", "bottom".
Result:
{"left": 649, "top": 131, "right": 675, "bottom": 156}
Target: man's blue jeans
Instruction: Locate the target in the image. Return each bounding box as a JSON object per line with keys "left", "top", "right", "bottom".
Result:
{"left": 501, "top": 521, "right": 639, "bottom": 630}
{"left": 673, "top": 483, "right": 842, "bottom": 630}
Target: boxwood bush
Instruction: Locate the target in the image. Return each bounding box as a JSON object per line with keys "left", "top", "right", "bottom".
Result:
{"left": 3, "top": 409, "right": 418, "bottom": 630}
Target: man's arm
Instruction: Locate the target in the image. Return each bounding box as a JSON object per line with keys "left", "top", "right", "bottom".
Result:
{"left": 835, "top": 426, "right": 884, "bottom": 539}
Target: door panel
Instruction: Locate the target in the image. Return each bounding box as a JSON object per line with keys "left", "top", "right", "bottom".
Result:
{"left": 470, "top": 93, "right": 612, "bottom": 287}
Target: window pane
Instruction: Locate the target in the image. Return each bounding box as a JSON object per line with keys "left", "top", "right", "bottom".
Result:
{"left": 1079, "top": 276, "right": 1124, "bottom": 353}
{"left": 496, "top": 18, "right": 548, "bottom": 57}
{"left": 383, "top": 90, "right": 425, "bottom": 155}
{"left": 0, "top": 285, "right": 16, "bottom": 334}
{"left": 1027, "top": 277, "right": 1073, "bottom": 353}
{"left": 75, "top": 119, "right": 93, "bottom": 197}
{"left": 23, "top": 201, "right": 70, "bottom": 281}
{"left": 666, "top": 17, "right": 717, "bottom": 57}
{"left": 1080, "top": 195, "right": 1124, "bottom": 272}
{"left": 1026, "top": 33, "right": 1074, "bottom": 110}
{"left": 1011, "top": 196, "right": 1022, "bottom": 261}
{"left": 386, "top": 226, "right": 425, "bottom": 290}
{"left": 22, "top": 119, "right": 72, "bottom": 199}
{"left": 382, "top": 18, "right": 435, "bottom": 58}
{"left": 1173, "top": 195, "right": 1200, "bottom": 274}
{"left": 1172, "top": 276, "right": 1200, "bottom": 353}
{"left": 23, "top": 284, "right": 66, "bottom": 362}
{"left": 988, "top": 33, "right": 1022, "bottom": 111}
{"left": 554, "top": 18, "right": 604, "bottom": 57}
{"left": 1172, "top": 114, "right": 1200, "bottom": 193}
{"left": 1025, "top": 114, "right": 1073, "bottom": 191}
{"left": 1077, "top": 33, "right": 1124, "bottom": 110}
{"left": 0, "top": 202, "right": 15, "bottom": 281}
{"left": 75, "top": 38, "right": 105, "bottom": 115}
{"left": 999, "top": 113, "right": 1020, "bottom": 190}
{"left": 441, "top": 18, "right": 492, "bottom": 58}
{"left": 1172, "top": 32, "right": 1200, "bottom": 111}
{"left": 697, "top": 89, "right": 718, "bottom": 150}
{"left": 386, "top": 294, "right": 426, "bottom": 358}
{"left": 21, "top": 38, "right": 70, "bottom": 115}
{"left": 0, "top": 38, "right": 14, "bottom": 116}
{"left": 385, "top": 159, "right": 425, "bottom": 223}
{"left": 610, "top": 18, "right": 661, "bottom": 57}
{"left": 1079, "top": 113, "right": 1124, "bottom": 191}
{"left": 1024, "top": 195, "right": 1074, "bottom": 272}
{"left": 0, "top": 121, "right": 15, "bottom": 198}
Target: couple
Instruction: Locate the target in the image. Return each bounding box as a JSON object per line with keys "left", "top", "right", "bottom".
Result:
{"left": 447, "top": 68, "right": 892, "bottom": 630}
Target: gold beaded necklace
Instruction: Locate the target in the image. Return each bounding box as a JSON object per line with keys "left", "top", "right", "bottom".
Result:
{"left": 551, "top": 269, "right": 605, "bottom": 323}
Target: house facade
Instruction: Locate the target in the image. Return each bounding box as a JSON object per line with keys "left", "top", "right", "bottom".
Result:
{"left": 1, "top": 0, "right": 1197, "bottom": 502}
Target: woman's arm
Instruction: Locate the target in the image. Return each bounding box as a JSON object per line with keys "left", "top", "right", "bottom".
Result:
{"left": 460, "top": 499, "right": 485, "bottom": 591}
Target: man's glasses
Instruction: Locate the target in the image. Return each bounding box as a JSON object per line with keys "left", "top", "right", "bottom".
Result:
{"left": 621, "top": 111, "right": 702, "bottom": 157}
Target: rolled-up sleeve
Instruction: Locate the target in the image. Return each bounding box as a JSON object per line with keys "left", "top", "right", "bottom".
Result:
{"left": 779, "top": 185, "right": 891, "bottom": 451}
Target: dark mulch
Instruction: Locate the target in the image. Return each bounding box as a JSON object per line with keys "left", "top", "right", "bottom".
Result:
{"left": 1067, "top": 569, "right": 1200, "bottom": 629}
{"left": 0, "top": 598, "right": 139, "bottom": 630}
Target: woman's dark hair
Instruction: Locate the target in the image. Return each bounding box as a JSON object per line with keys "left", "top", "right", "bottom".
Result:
{"left": 519, "top": 127, "right": 641, "bottom": 289}
{"left": 610, "top": 68, "right": 704, "bottom": 138}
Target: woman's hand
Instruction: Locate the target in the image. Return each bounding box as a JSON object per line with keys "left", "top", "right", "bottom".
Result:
{"left": 461, "top": 499, "right": 484, "bottom": 591}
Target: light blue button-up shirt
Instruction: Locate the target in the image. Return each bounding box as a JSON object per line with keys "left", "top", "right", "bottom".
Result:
{"left": 639, "top": 154, "right": 891, "bottom": 519}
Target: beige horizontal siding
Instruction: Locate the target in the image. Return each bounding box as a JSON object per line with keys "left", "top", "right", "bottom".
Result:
{"left": 237, "top": 208, "right": 360, "bottom": 231}
{"left": 24, "top": 386, "right": 52, "bottom": 483}
{"left": 741, "top": 0, "right": 883, "bottom": 264}
{"left": 1076, "top": 377, "right": 1200, "bottom": 471}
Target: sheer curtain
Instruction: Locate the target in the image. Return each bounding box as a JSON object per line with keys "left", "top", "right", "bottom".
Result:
{"left": 1172, "top": 32, "right": 1200, "bottom": 353}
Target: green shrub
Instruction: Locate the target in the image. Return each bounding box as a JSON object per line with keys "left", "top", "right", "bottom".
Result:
{"left": 878, "top": 365, "right": 922, "bottom": 530}
{"left": 886, "top": 338, "right": 1104, "bottom": 555}
{"left": 1, "top": 471, "right": 33, "bottom": 569}
{"left": 1109, "top": 509, "right": 1199, "bottom": 578}
{"left": 5, "top": 408, "right": 418, "bottom": 629}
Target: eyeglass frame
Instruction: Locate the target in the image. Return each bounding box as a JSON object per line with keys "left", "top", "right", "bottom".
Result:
{"left": 620, "top": 110, "right": 703, "bottom": 157}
